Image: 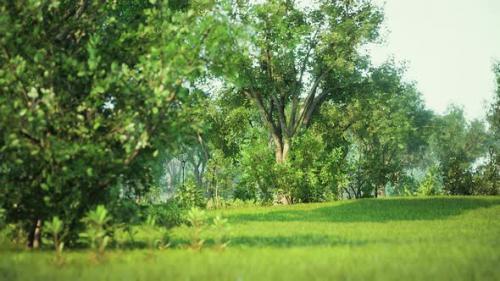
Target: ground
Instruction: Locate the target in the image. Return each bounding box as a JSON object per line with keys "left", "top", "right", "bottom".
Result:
{"left": 1, "top": 196, "right": 499, "bottom": 280}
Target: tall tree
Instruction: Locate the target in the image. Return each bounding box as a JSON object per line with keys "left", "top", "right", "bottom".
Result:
{"left": 330, "top": 62, "right": 432, "bottom": 198}
{"left": 428, "top": 106, "right": 489, "bottom": 195}
{"left": 213, "top": 0, "right": 382, "bottom": 163}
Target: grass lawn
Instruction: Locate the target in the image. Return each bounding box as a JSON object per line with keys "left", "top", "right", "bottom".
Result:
{"left": 1, "top": 196, "right": 499, "bottom": 280}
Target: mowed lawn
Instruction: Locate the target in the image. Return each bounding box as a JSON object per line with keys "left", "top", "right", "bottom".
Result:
{"left": 1, "top": 196, "right": 499, "bottom": 281}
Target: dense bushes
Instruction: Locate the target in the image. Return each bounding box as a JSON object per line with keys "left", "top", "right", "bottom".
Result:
{"left": 146, "top": 201, "right": 184, "bottom": 229}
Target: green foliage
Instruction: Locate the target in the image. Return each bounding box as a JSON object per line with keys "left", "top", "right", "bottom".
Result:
{"left": 146, "top": 201, "right": 184, "bottom": 229}
{"left": 0, "top": 0, "right": 235, "bottom": 242}
{"left": 206, "top": 149, "right": 235, "bottom": 208}
{"left": 287, "top": 131, "right": 345, "bottom": 202}
{"left": 141, "top": 215, "right": 169, "bottom": 250}
{"left": 478, "top": 63, "right": 500, "bottom": 195}
{"left": 418, "top": 166, "right": 442, "bottom": 196}
{"left": 0, "top": 0, "right": 497, "bottom": 262}
{"left": 207, "top": 0, "right": 384, "bottom": 176}
{"left": 238, "top": 137, "right": 276, "bottom": 202}
{"left": 337, "top": 62, "right": 433, "bottom": 198}
{"left": 109, "top": 199, "right": 142, "bottom": 225}
{"left": 272, "top": 162, "right": 303, "bottom": 204}
{"left": 43, "top": 217, "right": 65, "bottom": 259}
{"left": 112, "top": 225, "right": 137, "bottom": 249}
{"left": 0, "top": 208, "right": 5, "bottom": 229}
{"left": 79, "top": 205, "right": 111, "bottom": 255}
{"left": 0, "top": 208, "right": 12, "bottom": 250}
{"left": 207, "top": 198, "right": 260, "bottom": 210}
{"left": 211, "top": 215, "right": 230, "bottom": 251}
{"left": 186, "top": 207, "right": 206, "bottom": 250}
{"left": 428, "top": 107, "right": 489, "bottom": 195}
{"left": 175, "top": 179, "right": 205, "bottom": 209}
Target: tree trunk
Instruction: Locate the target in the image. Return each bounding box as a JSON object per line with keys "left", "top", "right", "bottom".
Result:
{"left": 274, "top": 137, "right": 291, "bottom": 204}
{"left": 27, "top": 219, "right": 42, "bottom": 249}
{"left": 274, "top": 137, "right": 290, "bottom": 164}
{"left": 215, "top": 184, "right": 219, "bottom": 209}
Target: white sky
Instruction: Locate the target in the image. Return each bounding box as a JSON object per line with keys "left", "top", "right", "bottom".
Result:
{"left": 367, "top": 0, "right": 500, "bottom": 120}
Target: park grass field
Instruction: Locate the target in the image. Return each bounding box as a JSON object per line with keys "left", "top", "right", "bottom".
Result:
{"left": 1, "top": 196, "right": 499, "bottom": 281}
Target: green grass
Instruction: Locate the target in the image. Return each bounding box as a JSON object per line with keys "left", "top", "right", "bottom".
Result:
{"left": 1, "top": 196, "right": 499, "bottom": 280}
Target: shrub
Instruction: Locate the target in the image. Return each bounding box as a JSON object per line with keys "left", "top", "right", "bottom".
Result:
{"left": 112, "top": 224, "right": 137, "bottom": 249}
{"left": 417, "top": 166, "right": 443, "bottom": 196}
{"left": 206, "top": 149, "right": 235, "bottom": 208}
{"left": 175, "top": 179, "right": 205, "bottom": 209}
{"left": 142, "top": 215, "right": 169, "bottom": 250}
{"left": 109, "top": 199, "right": 142, "bottom": 225}
{"left": 238, "top": 140, "right": 276, "bottom": 203}
{"left": 206, "top": 199, "right": 259, "bottom": 210}
{"left": 146, "top": 201, "right": 184, "bottom": 228}
{"left": 186, "top": 207, "right": 206, "bottom": 250}
{"left": 0, "top": 208, "right": 5, "bottom": 229}
{"left": 0, "top": 209, "right": 13, "bottom": 250}
{"left": 79, "top": 205, "right": 111, "bottom": 256}
{"left": 43, "top": 217, "right": 65, "bottom": 261}
{"left": 212, "top": 215, "right": 230, "bottom": 251}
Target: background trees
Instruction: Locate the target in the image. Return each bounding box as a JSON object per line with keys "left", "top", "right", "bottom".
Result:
{"left": 427, "top": 107, "right": 489, "bottom": 195}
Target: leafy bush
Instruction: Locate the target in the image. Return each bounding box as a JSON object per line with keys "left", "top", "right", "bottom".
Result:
{"left": 146, "top": 201, "right": 184, "bottom": 229}
{"left": 236, "top": 130, "right": 346, "bottom": 204}
{"left": 418, "top": 166, "right": 443, "bottom": 196}
{"left": 0, "top": 209, "right": 12, "bottom": 250}
{"left": 0, "top": 208, "right": 5, "bottom": 229}
{"left": 79, "top": 205, "right": 111, "bottom": 255}
{"left": 142, "top": 215, "right": 170, "bottom": 250}
{"left": 175, "top": 179, "right": 205, "bottom": 209}
{"left": 206, "top": 149, "right": 236, "bottom": 208}
{"left": 186, "top": 207, "right": 206, "bottom": 250}
{"left": 207, "top": 199, "right": 259, "bottom": 209}
{"left": 43, "top": 217, "right": 65, "bottom": 261}
{"left": 238, "top": 139, "right": 276, "bottom": 203}
{"left": 212, "top": 215, "right": 230, "bottom": 251}
{"left": 8, "top": 223, "right": 28, "bottom": 250}
{"left": 289, "top": 132, "right": 344, "bottom": 202}
{"left": 112, "top": 225, "right": 136, "bottom": 249}
{"left": 273, "top": 162, "right": 303, "bottom": 204}
{"left": 109, "top": 199, "right": 142, "bottom": 225}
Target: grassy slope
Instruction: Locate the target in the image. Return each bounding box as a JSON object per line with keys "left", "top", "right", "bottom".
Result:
{"left": 1, "top": 196, "right": 499, "bottom": 281}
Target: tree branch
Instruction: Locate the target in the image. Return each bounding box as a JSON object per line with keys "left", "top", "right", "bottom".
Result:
{"left": 293, "top": 70, "right": 328, "bottom": 133}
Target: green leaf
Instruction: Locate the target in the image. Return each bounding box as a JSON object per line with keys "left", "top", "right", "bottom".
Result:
{"left": 27, "top": 87, "right": 39, "bottom": 99}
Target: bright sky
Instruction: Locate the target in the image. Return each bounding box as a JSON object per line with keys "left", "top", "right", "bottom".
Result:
{"left": 367, "top": 0, "right": 500, "bottom": 120}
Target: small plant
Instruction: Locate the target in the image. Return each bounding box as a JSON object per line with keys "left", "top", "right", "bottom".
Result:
{"left": 79, "top": 205, "right": 111, "bottom": 257}
{"left": 0, "top": 208, "right": 6, "bottom": 229}
{"left": 44, "top": 217, "right": 65, "bottom": 263}
{"left": 143, "top": 215, "right": 169, "bottom": 250}
{"left": 0, "top": 208, "right": 12, "bottom": 250}
{"left": 146, "top": 201, "right": 184, "bottom": 228}
{"left": 113, "top": 224, "right": 137, "bottom": 249}
{"left": 186, "top": 207, "right": 206, "bottom": 250}
{"left": 175, "top": 179, "right": 205, "bottom": 209}
{"left": 10, "top": 223, "right": 28, "bottom": 250}
{"left": 418, "top": 166, "right": 442, "bottom": 196}
{"left": 212, "top": 215, "right": 230, "bottom": 251}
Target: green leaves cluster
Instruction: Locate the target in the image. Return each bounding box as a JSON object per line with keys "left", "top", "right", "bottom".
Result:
{"left": 79, "top": 205, "right": 111, "bottom": 255}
